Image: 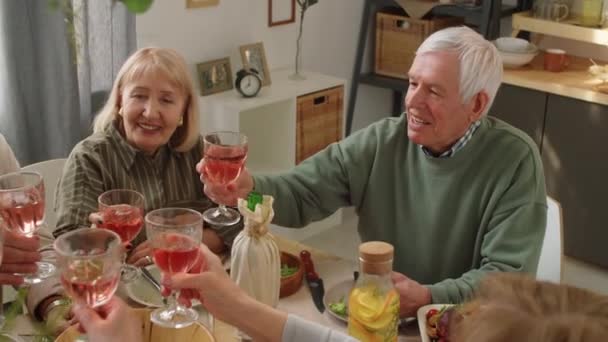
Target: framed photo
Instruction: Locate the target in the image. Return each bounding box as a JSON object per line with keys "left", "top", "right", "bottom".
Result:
{"left": 186, "top": 0, "right": 219, "bottom": 9}
{"left": 268, "top": 0, "right": 295, "bottom": 27}
{"left": 196, "top": 57, "right": 233, "bottom": 96}
{"left": 239, "top": 42, "right": 271, "bottom": 87}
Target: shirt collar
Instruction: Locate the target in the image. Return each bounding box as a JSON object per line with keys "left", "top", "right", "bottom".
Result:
{"left": 421, "top": 120, "right": 481, "bottom": 158}
{"left": 107, "top": 123, "right": 174, "bottom": 170}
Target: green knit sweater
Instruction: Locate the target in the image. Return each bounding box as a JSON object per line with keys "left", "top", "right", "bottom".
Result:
{"left": 254, "top": 115, "right": 547, "bottom": 304}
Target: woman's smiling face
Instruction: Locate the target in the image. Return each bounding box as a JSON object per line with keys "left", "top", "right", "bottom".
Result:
{"left": 119, "top": 71, "right": 187, "bottom": 154}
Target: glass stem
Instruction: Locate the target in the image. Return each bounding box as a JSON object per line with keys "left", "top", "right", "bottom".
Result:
{"left": 168, "top": 290, "right": 179, "bottom": 317}
{"left": 218, "top": 204, "right": 228, "bottom": 215}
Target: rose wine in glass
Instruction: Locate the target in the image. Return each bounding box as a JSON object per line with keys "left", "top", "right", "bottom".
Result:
{"left": 202, "top": 131, "right": 248, "bottom": 226}
{"left": 91, "top": 189, "right": 145, "bottom": 283}
{"left": 0, "top": 171, "right": 55, "bottom": 284}
{"left": 146, "top": 207, "right": 203, "bottom": 328}
{"left": 54, "top": 228, "right": 122, "bottom": 341}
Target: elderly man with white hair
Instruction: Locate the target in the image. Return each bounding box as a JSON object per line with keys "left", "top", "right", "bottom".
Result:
{"left": 200, "top": 26, "right": 547, "bottom": 318}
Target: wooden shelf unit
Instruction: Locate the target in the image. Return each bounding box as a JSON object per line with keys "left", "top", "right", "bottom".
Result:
{"left": 345, "top": 0, "right": 533, "bottom": 135}
{"left": 512, "top": 11, "right": 608, "bottom": 46}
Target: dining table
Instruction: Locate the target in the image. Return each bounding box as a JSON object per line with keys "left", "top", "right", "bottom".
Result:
{"left": 2, "top": 234, "right": 423, "bottom": 342}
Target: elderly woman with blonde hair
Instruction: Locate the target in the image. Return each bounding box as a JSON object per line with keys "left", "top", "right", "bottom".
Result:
{"left": 27, "top": 47, "right": 241, "bottom": 333}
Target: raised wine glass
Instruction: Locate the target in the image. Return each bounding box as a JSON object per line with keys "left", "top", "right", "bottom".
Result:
{"left": 202, "top": 131, "right": 248, "bottom": 226}
{"left": 0, "top": 171, "right": 55, "bottom": 283}
{"left": 54, "top": 228, "right": 122, "bottom": 341}
{"left": 90, "top": 189, "right": 145, "bottom": 282}
{"left": 146, "top": 207, "right": 203, "bottom": 328}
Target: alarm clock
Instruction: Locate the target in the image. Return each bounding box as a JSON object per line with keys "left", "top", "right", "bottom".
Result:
{"left": 235, "top": 68, "right": 262, "bottom": 98}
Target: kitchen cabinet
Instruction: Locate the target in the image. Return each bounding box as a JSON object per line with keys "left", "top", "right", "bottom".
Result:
{"left": 542, "top": 94, "right": 608, "bottom": 269}
{"left": 489, "top": 84, "right": 546, "bottom": 149}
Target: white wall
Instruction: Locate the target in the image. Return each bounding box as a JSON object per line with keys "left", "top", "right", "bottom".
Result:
{"left": 136, "top": 0, "right": 391, "bottom": 134}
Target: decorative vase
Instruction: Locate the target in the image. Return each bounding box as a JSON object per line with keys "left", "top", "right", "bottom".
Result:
{"left": 289, "top": 6, "right": 307, "bottom": 80}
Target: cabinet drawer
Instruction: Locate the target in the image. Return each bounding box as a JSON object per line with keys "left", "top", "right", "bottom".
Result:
{"left": 296, "top": 85, "right": 344, "bottom": 164}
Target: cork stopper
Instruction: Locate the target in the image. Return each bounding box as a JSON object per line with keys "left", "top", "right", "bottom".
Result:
{"left": 359, "top": 241, "right": 394, "bottom": 275}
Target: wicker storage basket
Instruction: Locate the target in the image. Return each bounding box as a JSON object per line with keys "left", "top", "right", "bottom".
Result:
{"left": 296, "top": 85, "right": 344, "bottom": 164}
{"left": 375, "top": 12, "right": 464, "bottom": 79}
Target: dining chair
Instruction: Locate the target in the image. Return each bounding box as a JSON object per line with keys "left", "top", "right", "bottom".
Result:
{"left": 536, "top": 196, "right": 563, "bottom": 283}
{"left": 21, "top": 158, "right": 67, "bottom": 243}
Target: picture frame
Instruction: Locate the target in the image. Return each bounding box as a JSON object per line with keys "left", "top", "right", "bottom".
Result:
{"left": 268, "top": 0, "right": 295, "bottom": 27}
{"left": 239, "top": 42, "right": 271, "bottom": 87}
{"left": 196, "top": 57, "right": 233, "bottom": 96}
{"left": 186, "top": 0, "right": 219, "bottom": 9}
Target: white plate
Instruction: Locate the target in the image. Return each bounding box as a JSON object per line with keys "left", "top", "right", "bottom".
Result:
{"left": 125, "top": 265, "right": 165, "bottom": 307}
{"left": 417, "top": 304, "right": 454, "bottom": 342}
{"left": 323, "top": 279, "right": 355, "bottom": 323}
{"left": 125, "top": 265, "right": 201, "bottom": 308}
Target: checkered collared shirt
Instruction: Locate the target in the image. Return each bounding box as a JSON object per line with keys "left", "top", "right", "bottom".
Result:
{"left": 421, "top": 120, "right": 481, "bottom": 158}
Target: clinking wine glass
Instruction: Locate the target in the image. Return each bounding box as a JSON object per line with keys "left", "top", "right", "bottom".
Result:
{"left": 90, "top": 189, "right": 145, "bottom": 283}
{"left": 54, "top": 228, "right": 122, "bottom": 341}
{"left": 202, "top": 131, "right": 248, "bottom": 227}
{"left": 0, "top": 171, "right": 55, "bottom": 284}
{"left": 145, "top": 207, "right": 203, "bottom": 328}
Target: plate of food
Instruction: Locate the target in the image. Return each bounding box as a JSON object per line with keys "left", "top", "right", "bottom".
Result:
{"left": 323, "top": 279, "right": 354, "bottom": 322}
{"left": 417, "top": 304, "right": 457, "bottom": 342}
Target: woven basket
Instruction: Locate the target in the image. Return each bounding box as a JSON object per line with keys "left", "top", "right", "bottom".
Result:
{"left": 375, "top": 12, "right": 464, "bottom": 79}
{"left": 296, "top": 85, "right": 344, "bottom": 164}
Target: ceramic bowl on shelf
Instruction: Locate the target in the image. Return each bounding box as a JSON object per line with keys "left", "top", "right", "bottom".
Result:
{"left": 494, "top": 42, "right": 539, "bottom": 68}
{"left": 495, "top": 37, "right": 532, "bottom": 53}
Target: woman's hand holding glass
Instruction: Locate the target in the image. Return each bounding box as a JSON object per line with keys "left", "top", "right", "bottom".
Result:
{"left": 145, "top": 207, "right": 203, "bottom": 329}
{"left": 53, "top": 228, "right": 123, "bottom": 341}
{"left": 72, "top": 297, "right": 143, "bottom": 342}
{"left": 89, "top": 189, "right": 145, "bottom": 282}
{"left": 0, "top": 229, "right": 40, "bottom": 285}
{"left": 0, "top": 171, "right": 55, "bottom": 284}
{"left": 161, "top": 243, "right": 246, "bottom": 323}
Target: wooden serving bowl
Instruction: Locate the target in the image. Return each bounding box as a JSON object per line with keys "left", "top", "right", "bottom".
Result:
{"left": 280, "top": 251, "right": 304, "bottom": 298}
{"left": 56, "top": 308, "right": 215, "bottom": 342}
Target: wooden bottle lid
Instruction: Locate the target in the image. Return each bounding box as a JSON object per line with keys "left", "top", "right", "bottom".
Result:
{"left": 359, "top": 241, "right": 394, "bottom": 264}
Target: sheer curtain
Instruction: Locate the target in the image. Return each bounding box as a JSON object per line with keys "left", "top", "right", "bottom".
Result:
{"left": 0, "top": 0, "right": 135, "bottom": 165}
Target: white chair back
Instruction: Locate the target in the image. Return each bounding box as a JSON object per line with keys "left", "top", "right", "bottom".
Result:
{"left": 21, "top": 158, "right": 67, "bottom": 240}
{"left": 536, "top": 196, "right": 563, "bottom": 283}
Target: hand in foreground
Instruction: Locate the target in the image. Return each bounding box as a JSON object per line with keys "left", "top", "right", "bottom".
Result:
{"left": 1, "top": 229, "right": 41, "bottom": 285}
{"left": 72, "top": 297, "right": 143, "bottom": 342}
{"left": 162, "top": 244, "right": 287, "bottom": 342}
{"left": 391, "top": 271, "right": 432, "bottom": 317}
{"left": 161, "top": 244, "right": 248, "bottom": 323}
{"left": 196, "top": 158, "right": 253, "bottom": 207}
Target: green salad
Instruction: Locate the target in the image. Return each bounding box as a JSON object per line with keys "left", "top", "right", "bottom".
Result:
{"left": 281, "top": 264, "right": 298, "bottom": 277}
{"left": 328, "top": 297, "right": 347, "bottom": 318}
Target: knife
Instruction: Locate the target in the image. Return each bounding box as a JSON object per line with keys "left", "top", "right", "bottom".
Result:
{"left": 300, "top": 250, "right": 325, "bottom": 313}
{"left": 141, "top": 267, "right": 161, "bottom": 292}
{"left": 140, "top": 267, "right": 169, "bottom": 306}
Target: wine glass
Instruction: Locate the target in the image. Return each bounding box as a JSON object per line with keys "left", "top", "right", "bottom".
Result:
{"left": 54, "top": 228, "right": 122, "bottom": 341}
{"left": 90, "top": 189, "right": 145, "bottom": 282}
{"left": 202, "top": 131, "right": 248, "bottom": 226}
{"left": 145, "top": 208, "right": 203, "bottom": 328}
{"left": 0, "top": 171, "right": 55, "bottom": 284}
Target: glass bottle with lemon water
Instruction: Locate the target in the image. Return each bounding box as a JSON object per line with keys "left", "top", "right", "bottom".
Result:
{"left": 348, "top": 241, "right": 400, "bottom": 342}
{"left": 581, "top": 0, "right": 603, "bottom": 27}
